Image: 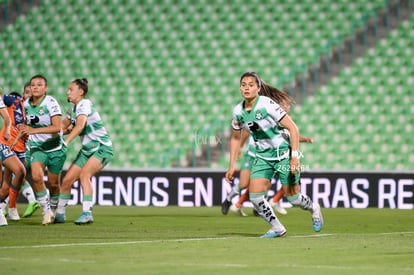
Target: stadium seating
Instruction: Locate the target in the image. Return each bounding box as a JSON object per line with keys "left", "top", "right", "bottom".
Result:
{"left": 292, "top": 14, "right": 414, "bottom": 170}
{"left": 0, "top": 0, "right": 403, "bottom": 169}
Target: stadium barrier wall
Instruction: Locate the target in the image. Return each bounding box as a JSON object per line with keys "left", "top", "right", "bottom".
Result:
{"left": 30, "top": 169, "right": 414, "bottom": 209}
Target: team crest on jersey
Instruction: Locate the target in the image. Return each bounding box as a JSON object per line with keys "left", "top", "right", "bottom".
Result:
{"left": 38, "top": 106, "right": 45, "bottom": 115}
{"left": 255, "top": 110, "right": 263, "bottom": 120}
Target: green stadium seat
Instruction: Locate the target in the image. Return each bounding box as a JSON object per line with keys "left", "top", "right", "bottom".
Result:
{"left": 0, "top": 0, "right": 397, "bottom": 168}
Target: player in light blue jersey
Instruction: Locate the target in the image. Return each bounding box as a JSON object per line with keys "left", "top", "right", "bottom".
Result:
{"left": 225, "top": 72, "right": 323, "bottom": 238}
{"left": 55, "top": 78, "right": 113, "bottom": 225}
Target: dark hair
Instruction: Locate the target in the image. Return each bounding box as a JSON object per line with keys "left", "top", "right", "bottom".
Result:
{"left": 240, "top": 71, "right": 262, "bottom": 88}
{"left": 72, "top": 78, "right": 88, "bottom": 95}
{"left": 23, "top": 82, "right": 30, "bottom": 90}
{"left": 9, "top": 91, "right": 22, "bottom": 97}
{"left": 240, "top": 71, "right": 294, "bottom": 109}
{"left": 30, "top": 74, "right": 48, "bottom": 86}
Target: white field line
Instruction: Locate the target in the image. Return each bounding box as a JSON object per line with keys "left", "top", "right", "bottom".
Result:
{"left": 157, "top": 262, "right": 414, "bottom": 272}
{"left": 1, "top": 237, "right": 230, "bottom": 249}
{"left": 2, "top": 231, "right": 414, "bottom": 250}
{"left": 291, "top": 231, "right": 414, "bottom": 238}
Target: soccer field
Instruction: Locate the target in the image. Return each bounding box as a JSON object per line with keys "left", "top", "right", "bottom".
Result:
{"left": 0, "top": 205, "right": 413, "bottom": 275}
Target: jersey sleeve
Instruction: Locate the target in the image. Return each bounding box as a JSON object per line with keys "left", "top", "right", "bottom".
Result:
{"left": 231, "top": 105, "right": 242, "bottom": 130}
{"left": 75, "top": 99, "right": 91, "bottom": 117}
{"left": 265, "top": 97, "right": 286, "bottom": 122}
{"left": 48, "top": 97, "right": 62, "bottom": 117}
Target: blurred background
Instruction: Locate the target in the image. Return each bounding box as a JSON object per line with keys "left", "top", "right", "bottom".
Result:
{"left": 0, "top": 0, "right": 412, "bottom": 171}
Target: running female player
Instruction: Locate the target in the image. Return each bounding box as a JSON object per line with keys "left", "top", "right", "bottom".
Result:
{"left": 225, "top": 71, "right": 323, "bottom": 238}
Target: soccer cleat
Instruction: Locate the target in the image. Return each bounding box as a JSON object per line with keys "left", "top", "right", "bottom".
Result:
{"left": 42, "top": 210, "right": 55, "bottom": 225}
{"left": 270, "top": 201, "right": 288, "bottom": 215}
{"left": 74, "top": 212, "right": 94, "bottom": 225}
{"left": 230, "top": 205, "right": 248, "bottom": 217}
{"left": 23, "top": 201, "right": 41, "bottom": 218}
{"left": 8, "top": 208, "right": 20, "bottom": 221}
{"left": 312, "top": 202, "right": 323, "bottom": 232}
{"left": 260, "top": 228, "right": 287, "bottom": 238}
{"left": 53, "top": 213, "right": 66, "bottom": 224}
{"left": 0, "top": 211, "right": 7, "bottom": 226}
{"left": 221, "top": 199, "right": 232, "bottom": 215}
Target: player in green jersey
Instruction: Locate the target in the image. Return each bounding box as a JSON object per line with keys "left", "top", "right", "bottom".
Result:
{"left": 225, "top": 72, "right": 323, "bottom": 238}
{"left": 55, "top": 78, "right": 113, "bottom": 225}
{"left": 18, "top": 74, "right": 67, "bottom": 225}
{"left": 222, "top": 88, "right": 294, "bottom": 217}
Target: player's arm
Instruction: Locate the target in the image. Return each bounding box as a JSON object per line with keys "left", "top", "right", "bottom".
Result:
{"left": 64, "top": 114, "right": 87, "bottom": 145}
{"left": 19, "top": 115, "right": 62, "bottom": 135}
{"left": 0, "top": 107, "right": 11, "bottom": 141}
{"left": 225, "top": 128, "right": 242, "bottom": 183}
{"left": 9, "top": 130, "right": 25, "bottom": 152}
{"left": 267, "top": 98, "right": 300, "bottom": 174}
{"left": 61, "top": 116, "right": 73, "bottom": 135}
{"left": 299, "top": 136, "right": 313, "bottom": 143}
{"left": 10, "top": 110, "right": 28, "bottom": 151}
{"left": 238, "top": 129, "right": 250, "bottom": 157}
{"left": 279, "top": 114, "right": 300, "bottom": 175}
{"left": 240, "top": 129, "right": 250, "bottom": 147}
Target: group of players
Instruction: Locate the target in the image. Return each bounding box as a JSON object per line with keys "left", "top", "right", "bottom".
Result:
{"left": 0, "top": 75, "right": 113, "bottom": 226}
{"left": 222, "top": 71, "right": 323, "bottom": 238}
{"left": 0, "top": 71, "right": 321, "bottom": 237}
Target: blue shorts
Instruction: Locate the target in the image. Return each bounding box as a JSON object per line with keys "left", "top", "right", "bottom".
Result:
{"left": 0, "top": 144, "right": 16, "bottom": 161}
{"left": 14, "top": 151, "right": 26, "bottom": 164}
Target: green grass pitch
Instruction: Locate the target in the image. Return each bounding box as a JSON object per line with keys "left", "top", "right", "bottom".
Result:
{"left": 0, "top": 205, "right": 413, "bottom": 275}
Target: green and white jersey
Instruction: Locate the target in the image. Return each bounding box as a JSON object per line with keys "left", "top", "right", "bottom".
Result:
{"left": 67, "top": 99, "right": 112, "bottom": 154}
{"left": 231, "top": 95, "right": 289, "bottom": 161}
{"left": 24, "top": 95, "right": 63, "bottom": 152}
{"left": 245, "top": 135, "right": 256, "bottom": 158}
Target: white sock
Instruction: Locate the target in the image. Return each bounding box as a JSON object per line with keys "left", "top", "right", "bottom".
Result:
{"left": 21, "top": 182, "right": 36, "bottom": 203}
{"left": 36, "top": 190, "right": 51, "bottom": 213}
{"left": 250, "top": 194, "right": 285, "bottom": 231}
{"left": 289, "top": 193, "right": 314, "bottom": 212}
{"left": 226, "top": 183, "right": 240, "bottom": 201}
{"left": 0, "top": 200, "right": 7, "bottom": 212}
{"left": 82, "top": 201, "right": 93, "bottom": 213}
{"left": 56, "top": 194, "right": 70, "bottom": 215}
{"left": 50, "top": 195, "right": 59, "bottom": 212}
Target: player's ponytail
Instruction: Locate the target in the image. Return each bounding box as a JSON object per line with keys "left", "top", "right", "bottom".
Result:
{"left": 259, "top": 81, "right": 294, "bottom": 110}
